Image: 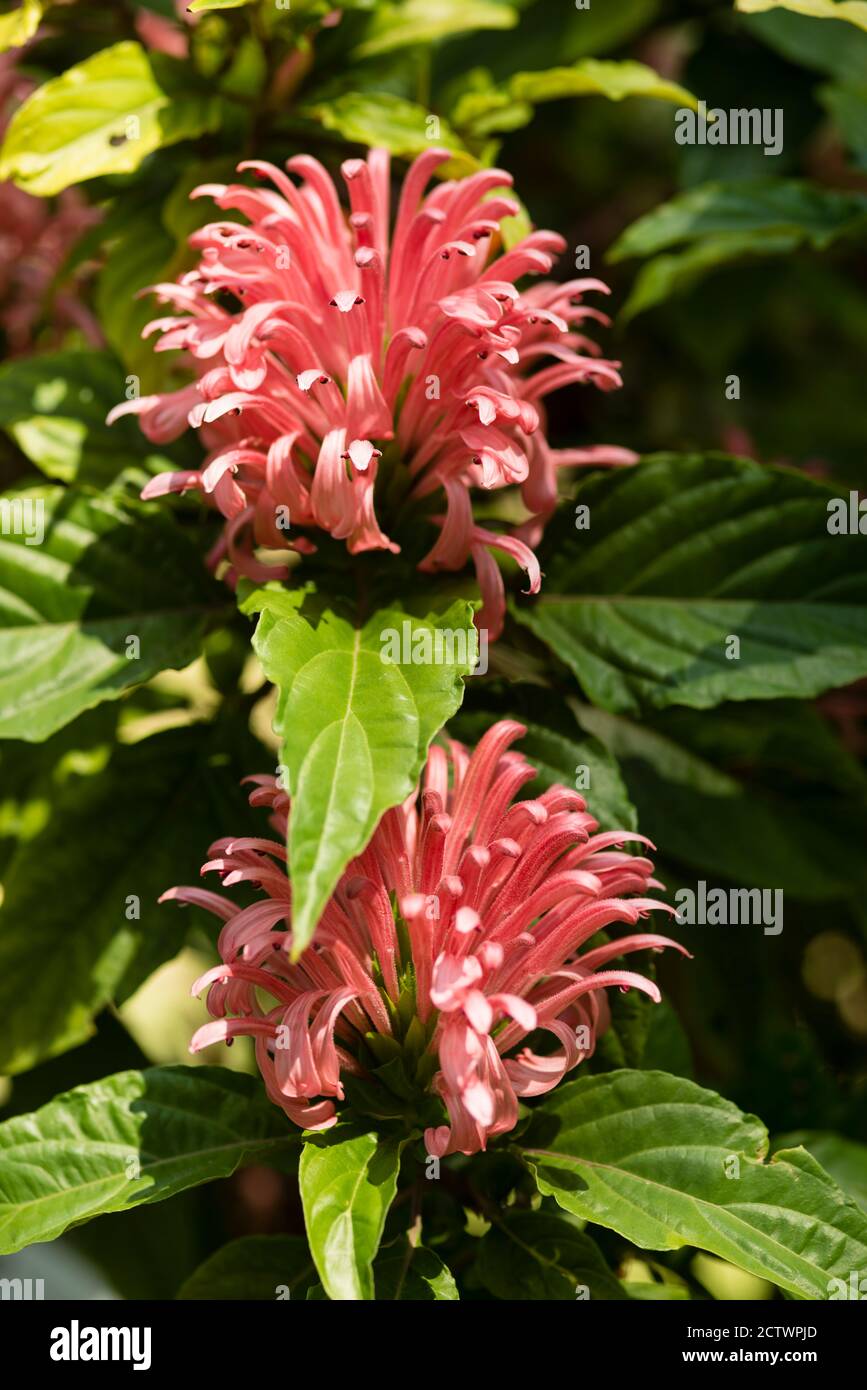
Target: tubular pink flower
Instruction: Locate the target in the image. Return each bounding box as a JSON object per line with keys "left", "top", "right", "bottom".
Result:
{"left": 113, "top": 150, "right": 637, "bottom": 636}
{"left": 166, "top": 721, "right": 687, "bottom": 1155}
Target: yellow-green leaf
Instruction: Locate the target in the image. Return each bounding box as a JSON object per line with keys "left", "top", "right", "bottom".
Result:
{"left": 0, "top": 41, "right": 221, "bottom": 196}
{"left": 301, "top": 92, "right": 477, "bottom": 176}
{"left": 452, "top": 57, "right": 701, "bottom": 137}
{"left": 511, "top": 58, "right": 701, "bottom": 110}
{"left": 0, "top": 0, "right": 41, "bottom": 53}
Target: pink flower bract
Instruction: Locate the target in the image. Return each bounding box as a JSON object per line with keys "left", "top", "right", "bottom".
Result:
{"left": 164, "top": 720, "right": 687, "bottom": 1156}
{"left": 110, "top": 147, "right": 636, "bottom": 636}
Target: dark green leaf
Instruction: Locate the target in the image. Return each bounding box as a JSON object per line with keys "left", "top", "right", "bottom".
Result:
{"left": 0, "top": 707, "right": 116, "bottom": 877}
{"left": 737, "top": 0, "right": 867, "bottom": 34}
{"left": 177, "top": 1235, "right": 316, "bottom": 1299}
{"left": 610, "top": 180, "right": 867, "bottom": 262}
{"left": 0, "top": 721, "right": 264, "bottom": 1074}
{"left": 451, "top": 709, "right": 636, "bottom": 831}
{"left": 374, "top": 1235, "right": 459, "bottom": 1300}
{"left": 640, "top": 1001, "right": 695, "bottom": 1079}
{"left": 355, "top": 0, "right": 517, "bottom": 58}
{"left": 820, "top": 82, "right": 867, "bottom": 169}
{"left": 517, "top": 453, "right": 867, "bottom": 714}
{"left": 743, "top": 5, "right": 867, "bottom": 78}
{"left": 476, "top": 1210, "right": 627, "bottom": 1299}
{"left": 0, "top": 487, "right": 224, "bottom": 741}
{"left": 609, "top": 181, "right": 867, "bottom": 315}
{"left": 0, "top": 351, "right": 165, "bottom": 485}
{"left": 96, "top": 211, "right": 177, "bottom": 395}
{"left": 572, "top": 700, "right": 867, "bottom": 899}
{"left": 617, "top": 232, "right": 800, "bottom": 320}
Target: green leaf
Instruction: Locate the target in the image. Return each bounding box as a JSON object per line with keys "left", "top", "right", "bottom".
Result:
{"left": 773, "top": 1132, "right": 867, "bottom": 1212}
{"left": 0, "top": 41, "right": 221, "bottom": 196}
{"left": 0, "top": 720, "right": 264, "bottom": 1075}
{"left": 374, "top": 1235, "right": 459, "bottom": 1299}
{"left": 300, "top": 93, "right": 477, "bottom": 175}
{"left": 0, "top": 351, "right": 164, "bottom": 485}
{"left": 569, "top": 706, "right": 867, "bottom": 900}
{"left": 517, "top": 453, "right": 867, "bottom": 714}
{"left": 0, "top": 1066, "right": 296, "bottom": 1255}
{"left": 476, "top": 1211, "right": 628, "bottom": 1300}
{"left": 620, "top": 1258, "right": 692, "bottom": 1299}
{"left": 515, "top": 721, "right": 637, "bottom": 831}
{"left": 511, "top": 58, "right": 700, "bottom": 109}
{"left": 452, "top": 57, "right": 699, "bottom": 137}
{"left": 572, "top": 701, "right": 867, "bottom": 900}
{"left": 449, "top": 75, "right": 533, "bottom": 138}
{"left": 0, "top": 0, "right": 41, "bottom": 53}
{"left": 737, "top": 0, "right": 867, "bottom": 34}
{"left": 243, "top": 587, "right": 475, "bottom": 953}
{"left": 610, "top": 180, "right": 867, "bottom": 260}
{"left": 443, "top": 0, "right": 658, "bottom": 81}
{"left": 0, "top": 706, "right": 116, "bottom": 876}
{"left": 161, "top": 157, "right": 237, "bottom": 243}
{"left": 522, "top": 1069, "right": 867, "bottom": 1300}
{"left": 177, "top": 1235, "right": 316, "bottom": 1299}
{"left": 188, "top": 0, "right": 255, "bottom": 10}
{"left": 355, "top": 0, "right": 517, "bottom": 58}
{"left": 608, "top": 180, "right": 867, "bottom": 314}
{"left": 589, "top": 970, "right": 658, "bottom": 1073}
{"left": 299, "top": 1129, "right": 403, "bottom": 1301}
{"left": 0, "top": 486, "right": 224, "bottom": 741}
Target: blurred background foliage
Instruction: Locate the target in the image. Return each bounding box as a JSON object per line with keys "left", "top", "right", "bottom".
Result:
{"left": 0, "top": 0, "right": 865, "bottom": 1299}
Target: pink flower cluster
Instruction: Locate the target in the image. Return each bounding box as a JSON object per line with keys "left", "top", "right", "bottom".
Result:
{"left": 163, "top": 720, "right": 686, "bottom": 1156}
{"left": 110, "top": 147, "right": 635, "bottom": 636}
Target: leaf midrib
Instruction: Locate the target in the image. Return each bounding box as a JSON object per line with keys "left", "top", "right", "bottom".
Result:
{"left": 292, "top": 626, "right": 363, "bottom": 935}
